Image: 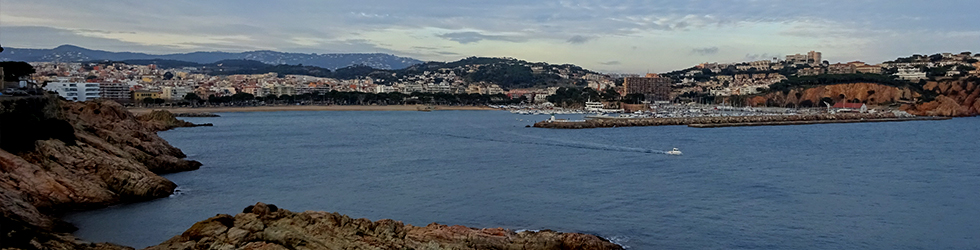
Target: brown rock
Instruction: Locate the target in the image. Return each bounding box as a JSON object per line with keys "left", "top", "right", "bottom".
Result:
{"left": 0, "top": 97, "right": 202, "bottom": 249}
{"left": 148, "top": 203, "right": 623, "bottom": 250}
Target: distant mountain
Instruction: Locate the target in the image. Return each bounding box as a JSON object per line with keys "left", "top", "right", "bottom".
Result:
{"left": 0, "top": 45, "right": 423, "bottom": 70}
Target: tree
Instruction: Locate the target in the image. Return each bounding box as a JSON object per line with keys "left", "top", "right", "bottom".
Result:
{"left": 142, "top": 97, "right": 155, "bottom": 105}
{"left": 163, "top": 72, "right": 174, "bottom": 80}
{"left": 799, "top": 100, "right": 814, "bottom": 107}
{"left": 601, "top": 88, "right": 620, "bottom": 101}
{"left": 623, "top": 94, "right": 645, "bottom": 104}
{"left": 0, "top": 61, "right": 35, "bottom": 80}
{"left": 183, "top": 93, "right": 201, "bottom": 101}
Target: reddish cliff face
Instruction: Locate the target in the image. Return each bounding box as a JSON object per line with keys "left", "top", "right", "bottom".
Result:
{"left": 902, "top": 80, "right": 980, "bottom": 117}
{"left": 748, "top": 79, "right": 980, "bottom": 117}
{"left": 750, "top": 83, "right": 916, "bottom": 107}
{"left": 0, "top": 97, "right": 200, "bottom": 250}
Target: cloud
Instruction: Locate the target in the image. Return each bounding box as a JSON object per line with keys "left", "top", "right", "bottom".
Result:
{"left": 690, "top": 47, "right": 719, "bottom": 56}
{"left": 566, "top": 35, "right": 595, "bottom": 44}
{"left": 0, "top": 26, "right": 181, "bottom": 53}
{"left": 599, "top": 61, "right": 621, "bottom": 65}
{"left": 436, "top": 31, "right": 526, "bottom": 44}
{"left": 743, "top": 53, "right": 779, "bottom": 61}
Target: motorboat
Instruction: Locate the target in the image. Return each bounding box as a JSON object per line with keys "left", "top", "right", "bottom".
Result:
{"left": 666, "top": 148, "right": 683, "bottom": 155}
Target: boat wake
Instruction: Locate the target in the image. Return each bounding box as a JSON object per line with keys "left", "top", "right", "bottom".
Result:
{"left": 420, "top": 131, "right": 673, "bottom": 155}
{"left": 352, "top": 121, "right": 675, "bottom": 155}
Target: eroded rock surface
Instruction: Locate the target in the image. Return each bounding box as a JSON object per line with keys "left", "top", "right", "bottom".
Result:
{"left": 0, "top": 97, "right": 201, "bottom": 250}
{"left": 149, "top": 203, "right": 623, "bottom": 250}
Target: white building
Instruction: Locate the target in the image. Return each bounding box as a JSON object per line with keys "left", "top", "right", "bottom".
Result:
{"left": 44, "top": 82, "right": 100, "bottom": 101}
{"left": 374, "top": 85, "right": 397, "bottom": 93}
{"left": 161, "top": 86, "right": 191, "bottom": 100}
{"left": 894, "top": 68, "right": 927, "bottom": 81}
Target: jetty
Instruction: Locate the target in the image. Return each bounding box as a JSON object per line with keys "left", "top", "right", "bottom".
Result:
{"left": 533, "top": 113, "right": 950, "bottom": 129}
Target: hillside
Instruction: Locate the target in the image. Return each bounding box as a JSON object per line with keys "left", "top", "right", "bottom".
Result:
{"left": 0, "top": 45, "right": 422, "bottom": 70}
{"left": 82, "top": 56, "right": 602, "bottom": 89}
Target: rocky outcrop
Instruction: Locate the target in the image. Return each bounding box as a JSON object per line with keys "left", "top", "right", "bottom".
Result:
{"left": 138, "top": 110, "right": 213, "bottom": 131}
{"left": 748, "top": 83, "right": 916, "bottom": 107}
{"left": 749, "top": 79, "right": 980, "bottom": 117}
{"left": 0, "top": 96, "right": 201, "bottom": 250}
{"left": 901, "top": 79, "right": 980, "bottom": 117}
{"left": 148, "top": 203, "right": 623, "bottom": 250}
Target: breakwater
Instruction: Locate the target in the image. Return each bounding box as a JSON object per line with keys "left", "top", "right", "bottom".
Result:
{"left": 533, "top": 113, "right": 951, "bottom": 129}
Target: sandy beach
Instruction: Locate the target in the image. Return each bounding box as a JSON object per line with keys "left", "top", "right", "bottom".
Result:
{"left": 127, "top": 105, "right": 496, "bottom": 115}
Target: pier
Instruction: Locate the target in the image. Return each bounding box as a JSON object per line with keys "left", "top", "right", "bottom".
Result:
{"left": 533, "top": 113, "right": 951, "bottom": 129}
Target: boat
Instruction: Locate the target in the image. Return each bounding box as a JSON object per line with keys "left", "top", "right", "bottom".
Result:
{"left": 416, "top": 105, "right": 434, "bottom": 112}
{"left": 666, "top": 148, "right": 683, "bottom": 155}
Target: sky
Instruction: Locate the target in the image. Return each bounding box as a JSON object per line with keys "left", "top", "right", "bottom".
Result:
{"left": 1, "top": 0, "right": 978, "bottom": 73}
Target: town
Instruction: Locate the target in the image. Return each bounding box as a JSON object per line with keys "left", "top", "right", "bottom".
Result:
{"left": 2, "top": 50, "right": 979, "bottom": 114}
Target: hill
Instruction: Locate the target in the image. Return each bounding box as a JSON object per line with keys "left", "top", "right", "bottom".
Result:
{"left": 0, "top": 45, "right": 422, "bottom": 70}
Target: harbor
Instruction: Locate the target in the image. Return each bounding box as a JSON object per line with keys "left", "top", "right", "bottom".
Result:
{"left": 533, "top": 111, "right": 949, "bottom": 129}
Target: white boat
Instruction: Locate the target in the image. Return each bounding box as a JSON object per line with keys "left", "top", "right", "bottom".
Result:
{"left": 666, "top": 148, "right": 683, "bottom": 155}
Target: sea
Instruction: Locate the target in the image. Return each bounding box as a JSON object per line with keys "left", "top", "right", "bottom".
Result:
{"left": 64, "top": 111, "right": 980, "bottom": 249}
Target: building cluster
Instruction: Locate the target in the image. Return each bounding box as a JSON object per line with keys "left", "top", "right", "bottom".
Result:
{"left": 26, "top": 61, "right": 609, "bottom": 104}
{"left": 881, "top": 52, "right": 980, "bottom": 81}
{"left": 672, "top": 51, "right": 980, "bottom": 98}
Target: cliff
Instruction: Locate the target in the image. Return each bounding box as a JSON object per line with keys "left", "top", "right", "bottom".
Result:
{"left": 148, "top": 203, "right": 623, "bottom": 250}
{"left": 901, "top": 79, "right": 980, "bottom": 117}
{"left": 0, "top": 96, "right": 202, "bottom": 250}
{"left": 747, "top": 79, "right": 980, "bottom": 117}
{"left": 747, "top": 83, "right": 918, "bottom": 108}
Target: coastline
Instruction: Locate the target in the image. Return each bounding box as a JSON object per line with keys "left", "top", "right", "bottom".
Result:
{"left": 127, "top": 105, "right": 496, "bottom": 115}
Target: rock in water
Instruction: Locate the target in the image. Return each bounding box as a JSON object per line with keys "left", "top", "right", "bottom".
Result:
{"left": 137, "top": 110, "right": 205, "bottom": 131}
{"left": 148, "top": 203, "right": 624, "bottom": 250}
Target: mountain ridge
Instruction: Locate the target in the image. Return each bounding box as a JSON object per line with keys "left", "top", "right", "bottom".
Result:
{"left": 0, "top": 45, "right": 423, "bottom": 70}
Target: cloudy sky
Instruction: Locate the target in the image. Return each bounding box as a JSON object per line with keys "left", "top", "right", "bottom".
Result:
{"left": 1, "top": 0, "right": 978, "bottom": 72}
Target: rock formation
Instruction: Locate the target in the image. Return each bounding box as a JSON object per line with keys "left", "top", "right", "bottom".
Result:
{"left": 137, "top": 110, "right": 213, "bottom": 131}
{"left": 148, "top": 203, "right": 623, "bottom": 250}
{"left": 745, "top": 79, "right": 980, "bottom": 117}
{"left": 901, "top": 79, "right": 980, "bottom": 116}
{"left": 0, "top": 96, "right": 201, "bottom": 250}
{"left": 748, "top": 83, "right": 916, "bottom": 107}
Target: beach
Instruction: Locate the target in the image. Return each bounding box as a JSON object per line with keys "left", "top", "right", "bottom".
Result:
{"left": 127, "top": 105, "right": 495, "bottom": 115}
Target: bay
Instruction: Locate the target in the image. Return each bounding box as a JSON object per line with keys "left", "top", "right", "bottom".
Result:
{"left": 65, "top": 111, "right": 980, "bottom": 249}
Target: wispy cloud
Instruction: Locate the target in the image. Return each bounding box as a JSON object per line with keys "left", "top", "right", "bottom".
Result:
{"left": 690, "top": 47, "right": 719, "bottom": 56}
{"left": 566, "top": 35, "right": 595, "bottom": 44}
{"left": 436, "top": 31, "right": 526, "bottom": 44}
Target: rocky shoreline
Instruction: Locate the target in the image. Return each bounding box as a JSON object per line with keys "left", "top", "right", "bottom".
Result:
{"left": 148, "top": 203, "right": 622, "bottom": 250}
{"left": 1, "top": 96, "right": 202, "bottom": 249}
{"left": 1, "top": 97, "right": 622, "bottom": 250}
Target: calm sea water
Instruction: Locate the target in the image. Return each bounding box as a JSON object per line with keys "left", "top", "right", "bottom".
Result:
{"left": 65, "top": 111, "right": 980, "bottom": 249}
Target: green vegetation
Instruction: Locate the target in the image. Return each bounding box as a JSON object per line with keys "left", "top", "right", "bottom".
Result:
{"left": 103, "top": 57, "right": 596, "bottom": 90}
{"left": 0, "top": 61, "right": 36, "bottom": 80}
{"left": 546, "top": 87, "right": 601, "bottom": 107}
{"left": 194, "top": 91, "right": 518, "bottom": 106}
